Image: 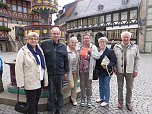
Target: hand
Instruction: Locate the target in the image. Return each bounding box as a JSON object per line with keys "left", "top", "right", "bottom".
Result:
{"left": 102, "top": 65, "right": 107, "bottom": 69}
{"left": 133, "top": 71, "right": 138, "bottom": 77}
{"left": 64, "top": 73, "right": 68, "bottom": 80}
{"left": 88, "top": 48, "right": 91, "bottom": 55}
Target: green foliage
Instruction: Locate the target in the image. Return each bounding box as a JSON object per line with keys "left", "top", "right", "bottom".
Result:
{"left": 0, "top": 2, "right": 9, "bottom": 9}
{"left": 0, "top": 26, "right": 11, "bottom": 32}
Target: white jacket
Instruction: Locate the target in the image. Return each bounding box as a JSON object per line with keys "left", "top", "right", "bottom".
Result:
{"left": 113, "top": 43, "right": 140, "bottom": 73}
{"left": 15, "top": 45, "right": 48, "bottom": 90}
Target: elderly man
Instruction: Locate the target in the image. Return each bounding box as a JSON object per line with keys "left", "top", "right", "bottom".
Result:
{"left": 113, "top": 31, "right": 140, "bottom": 111}
{"left": 41, "top": 27, "right": 69, "bottom": 114}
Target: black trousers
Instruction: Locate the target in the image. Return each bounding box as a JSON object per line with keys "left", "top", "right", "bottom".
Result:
{"left": 48, "top": 76, "right": 64, "bottom": 112}
{"left": 25, "top": 88, "right": 42, "bottom": 114}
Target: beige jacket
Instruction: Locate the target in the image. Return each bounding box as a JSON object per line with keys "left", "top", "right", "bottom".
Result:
{"left": 113, "top": 43, "right": 140, "bottom": 73}
{"left": 15, "top": 45, "right": 48, "bottom": 90}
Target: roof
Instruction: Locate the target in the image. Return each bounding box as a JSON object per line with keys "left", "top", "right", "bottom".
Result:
{"left": 67, "top": 0, "right": 141, "bottom": 21}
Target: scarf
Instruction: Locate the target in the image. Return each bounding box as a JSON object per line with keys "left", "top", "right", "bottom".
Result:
{"left": 27, "top": 43, "right": 45, "bottom": 69}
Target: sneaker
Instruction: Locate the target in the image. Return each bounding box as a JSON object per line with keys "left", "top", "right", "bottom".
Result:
{"left": 100, "top": 102, "right": 108, "bottom": 107}
{"left": 96, "top": 99, "right": 104, "bottom": 103}
{"left": 87, "top": 103, "right": 92, "bottom": 108}
{"left": 73, "top": 102, "right": 77, "bottom": 106}
{"left": 80, "top": 102, "right": 85, "bottom": 107}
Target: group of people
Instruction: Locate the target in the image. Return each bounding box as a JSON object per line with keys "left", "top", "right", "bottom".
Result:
{"left": 15, "top": 26, "right": 139, "bottom": 114}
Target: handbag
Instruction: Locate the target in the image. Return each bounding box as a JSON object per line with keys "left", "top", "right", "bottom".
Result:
{"left": 93, "top": 69, "right": 100, "bottom": 80}
{"left": 15, "top": 87, "right": 29, "bottom": 113}
{"left": 101, "top": 55, "right": 113, "bottom": 76}
{"left": 101, "top": 56, "right": 110, "bottom": 66}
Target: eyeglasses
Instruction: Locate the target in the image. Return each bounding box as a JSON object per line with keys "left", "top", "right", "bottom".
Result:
{"left": 29, "top": 37, "right": 38, "bottom": 41}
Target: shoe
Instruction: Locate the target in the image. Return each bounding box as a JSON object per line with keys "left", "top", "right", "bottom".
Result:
{"left": 87, "top": 98, "right": 92, "bottom": 108}
{"left": 118, "top": 103, "right": 123, "bottom": 109}
{"left": 87, "top": 103, "right": 92, "bottom": 108}
{"left": 100, "top": 102, "right": 108, "bottom": 107}
{"left": 73, "top": 101, "right": 77, "bottom": 106}
{"left": 96, "top": 99, "right": 104, "bottom": 103}
{"left": 126, "top": 104, "right": 133, "bottom": 111}
{"left": 80, "top": 102, "right": 85, "bottom": 107}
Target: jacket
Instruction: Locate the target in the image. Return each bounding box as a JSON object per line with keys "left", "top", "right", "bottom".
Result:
{"left": 15, "top": 45, "right": 48, "bottom": 90}
{"left": 67, "top": 46, "right": 79, "bottom": 81}
{"left": 96, "top": 47, "right": 117, "bottom": 76}
{"left": 41, "top": 40, "right": 69, "bottom": 76}
{"left": 113, "top": 43, "right": 140, "bottom": 73}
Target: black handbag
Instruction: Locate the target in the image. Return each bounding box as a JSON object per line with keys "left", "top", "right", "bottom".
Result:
{"left": 93, "top": 69, "right": 100, "bottom": 80}
{"left": 15, "top": 87, "right": 29, "bottom": 113}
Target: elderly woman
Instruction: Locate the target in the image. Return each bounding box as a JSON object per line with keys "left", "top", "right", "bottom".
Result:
{"left": 67, "top": 37, "right": 79, "bottom": 106}
{"left": 79, "top": 32, "right": 98, "bottom": 108}
{"left": 15, "top": 32, "right": 48, "bottom": 114}
{"left": 95, "top": 37, "right": 116, "bottom": 107}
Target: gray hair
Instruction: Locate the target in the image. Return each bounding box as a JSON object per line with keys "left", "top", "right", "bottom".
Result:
{"left": 69, "top": 36, "right": 78, "bottom": 42}
{"left": 27, "top": 32, "right": 39, "bottom": 39}
{"left": 121, "top": 31, "right": 132, "bottom": 38}
{"left": 98, "top": 37, "right": 108, "bottom": 43}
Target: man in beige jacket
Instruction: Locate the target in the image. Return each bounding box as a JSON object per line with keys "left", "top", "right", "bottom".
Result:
{"left": 113, "top": 31, "right": 139, "bottom": 111}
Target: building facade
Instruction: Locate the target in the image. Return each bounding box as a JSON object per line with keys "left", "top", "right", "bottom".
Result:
{"left": 55, "top": 0, "right": 152, "bottom": 53}
{"left": 0, "top": 0, "right": 59, "bottom": 52}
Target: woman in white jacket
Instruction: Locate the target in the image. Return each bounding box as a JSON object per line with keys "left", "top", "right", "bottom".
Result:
{"left": 67, "top": 37, "right": 79, "bottom": 106}
{"left": 15, "top": 32, "right": 48, "bottom": 114}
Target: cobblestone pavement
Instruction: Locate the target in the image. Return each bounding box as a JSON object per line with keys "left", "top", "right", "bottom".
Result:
{"left": 0, "top": 52, "right": 152, "bottom": 114}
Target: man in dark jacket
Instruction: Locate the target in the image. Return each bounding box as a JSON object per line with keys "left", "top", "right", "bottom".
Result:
{"left": 41, "top": 27, "right": 69, "bottom": 114}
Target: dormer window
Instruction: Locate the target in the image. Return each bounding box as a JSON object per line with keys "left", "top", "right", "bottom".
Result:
{"left": 122, "top": 0, "right": 129, "bottom": 4}
{"left": 97, "top": 4, "right": 104, "bottom": 11}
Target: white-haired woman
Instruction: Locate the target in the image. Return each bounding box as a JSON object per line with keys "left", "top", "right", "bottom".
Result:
{"left": 67, "top": 36, "right": 79, "bottom": 106}
{"left": 95, "top": 37, "right": 116, "bottom": 107}
{"left": 15, "top": 32, "right": 48, "bottom": 114}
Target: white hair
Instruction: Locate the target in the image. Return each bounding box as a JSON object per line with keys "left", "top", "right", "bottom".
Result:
{"left": 121, "top": 31, "right": 132, "bottom": 38}
{"left": 69, "top": 36, "right": 78, "bottom": 42}
{"left": 27, "top": 32, "right": 39, "bottom": 39}
{"left": 98, "top": 37, "right": 108, "bottom": 43}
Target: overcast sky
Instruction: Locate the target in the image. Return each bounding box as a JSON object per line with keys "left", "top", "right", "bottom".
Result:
{"left": 52, "top": 0, "right": 76, "bottom": 24}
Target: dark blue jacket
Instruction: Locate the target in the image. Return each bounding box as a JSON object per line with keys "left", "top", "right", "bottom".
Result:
{"left": 96, "top": 47, "right": 117, "bottom": 76}
{"left": 41, "top": 40, "right": 69, "bottom": 76}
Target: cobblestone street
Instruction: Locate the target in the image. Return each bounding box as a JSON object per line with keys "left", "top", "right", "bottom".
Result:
{"left": 0, "top": 52, "right": 152, "bottom": 114}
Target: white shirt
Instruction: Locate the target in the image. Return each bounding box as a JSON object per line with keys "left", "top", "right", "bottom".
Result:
{"left": 37, "top": 55, "right": 44, "bottom": 81}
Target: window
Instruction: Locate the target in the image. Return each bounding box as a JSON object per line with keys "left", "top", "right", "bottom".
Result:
{"left": 23, "top": 7, "right": 28, "bottom": 13}
{"left": 71, "top": 21, "right": 74, "bottom": 28}
{"left": 78, "top": 19, "right": 81, "bottom": 27}
{"left": 93, "top": 17, "right": 98, "bottom": 25}
{"left": 99, "top": 16, "right": 104, "bottom": 24}
{"left": 122, "top": 0, "right": 128, "bottom": 4}
{"left": 83, "top": 18, "right": 87, "bottom": 26}
{"left": 18, "top": 6, "right": 22, "bottom": 12}
{"left": 107, "top": 30, "right": 114, "bottom": 40}
{"left": 12, "top": 5, "right": 17, "bottom": 11}
{"left": 88, "top": 18, "right": 92, "bottom": 25}
{"left": 67, "top": 22, "right": 71, "bottom": 29}
{"left": 121, "top": 12, "right": 127, "bottom": 20}
{"left": 113, "top": 13, "right": 119, "bottom": 21}
{"left": 130, "top": 10, "right": 137, "bottom": 19}
{"left": 129, "top": 29, "right": 137, "bottom": 39}
{"left": 0, "top": 22, "right": 3, "bottom": 26}
{"left": 106, "top": 14, "right": 111, "bottom": 22}
{"left": 74, "top": 20, "right": 78, "bottom": 27}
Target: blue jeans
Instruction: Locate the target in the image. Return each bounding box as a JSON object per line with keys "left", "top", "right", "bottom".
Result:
{"left": 99, "top": 75, "right": 111, "bottom": 103}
